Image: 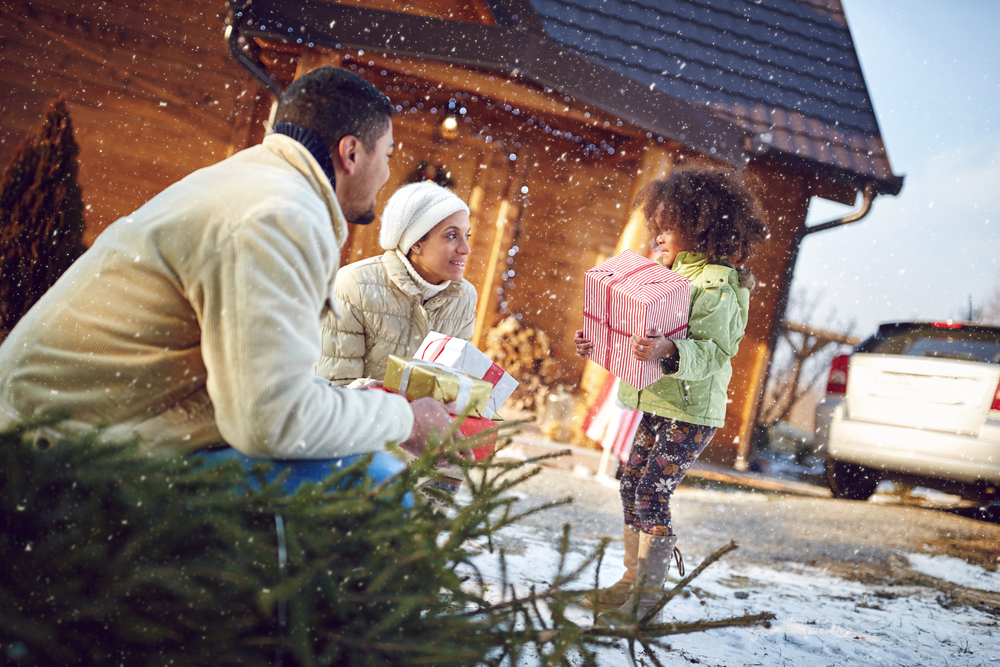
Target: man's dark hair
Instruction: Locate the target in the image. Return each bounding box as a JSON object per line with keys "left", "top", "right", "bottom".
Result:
{"left": 275, "top": 66, "right": 395, "bottom": 152}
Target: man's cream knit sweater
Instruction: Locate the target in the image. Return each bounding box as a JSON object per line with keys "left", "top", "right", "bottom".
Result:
{"left": 0, "top": 134, "right": 413, "bottom": 457}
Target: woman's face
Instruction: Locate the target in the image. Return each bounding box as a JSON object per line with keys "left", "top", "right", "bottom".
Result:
{"left": 409, "top": 210, "right": 472, "bottom": 285}
{"left": 654, "top": 210, "right": 691, "bottom": 269}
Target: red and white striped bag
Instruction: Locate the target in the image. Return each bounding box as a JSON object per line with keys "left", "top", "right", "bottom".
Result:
{"left": 582, "top": 250, "right": 690, "bottom": 390}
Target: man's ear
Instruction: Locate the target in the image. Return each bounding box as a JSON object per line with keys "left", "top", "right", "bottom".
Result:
{"left": 335, "top": 135, "right": 362, "bottom": 175}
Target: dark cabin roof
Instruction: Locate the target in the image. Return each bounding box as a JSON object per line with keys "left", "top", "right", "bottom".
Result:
{"left": 526, "top": 0, "right": 901, "bottom": 195}
{"left": 233, "top": 0, "right": 902, "bottom": 196}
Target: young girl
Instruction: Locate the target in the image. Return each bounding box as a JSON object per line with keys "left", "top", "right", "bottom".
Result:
{"left": 575, "top": 168, "right": 767, "bottom": 622}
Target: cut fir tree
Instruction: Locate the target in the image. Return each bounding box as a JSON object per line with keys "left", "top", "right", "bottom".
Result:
{"left": 0, "top": 418, "right": 773, "bottom": 666}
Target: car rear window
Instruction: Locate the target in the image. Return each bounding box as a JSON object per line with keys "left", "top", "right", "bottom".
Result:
{"left": 857, "top": 325, "right": 1000, "bottom": 364}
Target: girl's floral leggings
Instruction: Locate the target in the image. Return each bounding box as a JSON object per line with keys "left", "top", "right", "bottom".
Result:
{"left": 620, "top": 412, "right": 717, "bottom": 536}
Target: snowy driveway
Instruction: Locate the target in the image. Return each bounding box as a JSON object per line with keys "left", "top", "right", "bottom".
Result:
{"left": 470, "top": 464, "right": 1000, "bottom": 666}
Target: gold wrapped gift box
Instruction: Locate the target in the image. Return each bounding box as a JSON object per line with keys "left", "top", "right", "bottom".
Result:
{"left": 383, "top": 355, "right": 493, "bottom": 418}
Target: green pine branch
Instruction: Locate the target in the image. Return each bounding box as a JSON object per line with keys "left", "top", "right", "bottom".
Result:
{"left": 1, "top": 418, "right": 773, "bottom": 666}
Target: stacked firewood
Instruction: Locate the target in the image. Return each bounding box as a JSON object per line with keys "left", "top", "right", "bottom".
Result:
{"left": 485, "top": 317, "right": 561, "bottom": 413}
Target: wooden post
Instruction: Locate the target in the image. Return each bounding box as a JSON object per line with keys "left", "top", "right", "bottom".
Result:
{"left": 226, "top": 72, "right": 271, "bottom": 158}
{"left": 613, "top": 147, "right": 673, "bottom": 255}
{"left": 470, "top": 137, "right": 531, "bottom": 347}
{"left": 734, "top": 341, "right": 770, "bottom": 470}
{"left": 577, "top": 145, "right": 673, "bottom": 408}
{"left": 295, "top": 48, "right": 337, "bottom": 77}
{"left": 472, "top": 199, "right": 510, "bottom": 347}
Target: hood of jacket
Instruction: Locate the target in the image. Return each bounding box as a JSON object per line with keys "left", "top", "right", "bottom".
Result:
{"left": 383, "top": 249, "right": 465, "bottom": 301}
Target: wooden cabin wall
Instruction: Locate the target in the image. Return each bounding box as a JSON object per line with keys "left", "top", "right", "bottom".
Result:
{"left": 269, "top": 44, "right": 822, "bottom": 465}
{"left": 290, "top": 49, "right": 813, "bottom": 459}
{"left": 499, "top": 136, "right": 642, "bottom": 383}
{"left": 703, "top": 161, "right": 812, "bottom": 467}
{"left": 0, "top": 2, "right": 245, "bottom": 245}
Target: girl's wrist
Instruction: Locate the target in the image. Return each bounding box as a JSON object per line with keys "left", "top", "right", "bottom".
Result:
{"left": 656, "top": 338, "right": 677, "bottom": 360}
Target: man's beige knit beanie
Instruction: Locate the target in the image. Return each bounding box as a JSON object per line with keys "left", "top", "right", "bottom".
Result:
{"left": 379, "top": 181, "right": 470, "bottom": 252}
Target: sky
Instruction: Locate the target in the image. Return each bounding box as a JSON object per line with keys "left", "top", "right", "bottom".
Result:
{"left": 791, "top": 0, "right": 1000, "bottom": 338}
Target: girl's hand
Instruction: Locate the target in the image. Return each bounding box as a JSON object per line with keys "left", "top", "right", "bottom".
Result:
{"left": 632, "top": 329, "right": 677, "bottom": 361}
{"left": 574, "top": 329, "right": 593, "bottom": 359}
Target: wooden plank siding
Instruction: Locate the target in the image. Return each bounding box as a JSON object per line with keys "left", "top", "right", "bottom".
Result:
{"left": 0, "top": 1, "right": 246, "bottom": 244}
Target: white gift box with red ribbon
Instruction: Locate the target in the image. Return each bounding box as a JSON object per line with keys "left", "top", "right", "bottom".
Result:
{"left": 582, "top": 249, "right": 690, "bottom": 390}
{"left": 416, "top": 332, "right": 519, "bottom": 419}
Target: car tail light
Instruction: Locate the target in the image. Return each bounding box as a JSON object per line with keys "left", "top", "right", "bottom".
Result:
{"left": 992, "top": 379, "right": 1000, "bottom": 411}
{"left": 826, "top": 354, "right": 850, "bottom": 395}
{"left": 931, "top": 320, "right": 963, "bottom": 329}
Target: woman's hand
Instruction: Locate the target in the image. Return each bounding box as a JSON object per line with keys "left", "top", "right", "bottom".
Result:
{"left": 632, "top": 328, "right": 677, "bottom": 361}
{"left": 574, "top": 329, "right": 593, "bottom": 359}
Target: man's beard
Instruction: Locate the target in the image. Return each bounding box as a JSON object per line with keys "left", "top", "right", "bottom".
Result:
{"left": 347, "top": 205, "right": 376, "bottom": 226}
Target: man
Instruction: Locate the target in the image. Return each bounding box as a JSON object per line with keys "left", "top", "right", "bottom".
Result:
{"left": 0, "top": 66, "right": 452, "bottom": 461}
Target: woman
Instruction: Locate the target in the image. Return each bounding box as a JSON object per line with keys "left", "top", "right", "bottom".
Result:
{"left": 317, "top": 181, "right": 478, "bottom": 385}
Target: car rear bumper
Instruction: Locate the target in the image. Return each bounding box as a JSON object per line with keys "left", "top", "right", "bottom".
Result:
{"left": 812, "top": 396, "right": 842, "bottom": 457}
{"left": 827, "top": 408, "right": 1000, "bottom": 485}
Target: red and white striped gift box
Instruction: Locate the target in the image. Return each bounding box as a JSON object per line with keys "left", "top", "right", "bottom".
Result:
{"left": 582, "top": 249, "right": 690, "bottom": 390}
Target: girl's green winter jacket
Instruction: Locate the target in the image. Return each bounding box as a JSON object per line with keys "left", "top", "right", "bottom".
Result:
{"left": 617, "top": 251, "right": 750, "bottom": 428}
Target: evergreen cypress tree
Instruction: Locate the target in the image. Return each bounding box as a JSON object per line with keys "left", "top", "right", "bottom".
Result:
{"left": 0, "top": 94, "right": 87, "bottom": 333}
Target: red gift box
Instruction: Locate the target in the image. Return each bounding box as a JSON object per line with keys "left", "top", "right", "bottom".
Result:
{"left": 582, "top": 250, "right": 690, "bottom": 390}
{"left": 458, "top": 416, "right": 500, "bottom": 461}
{"left": 367, "top": 386, "right": 497, "bottom": 460}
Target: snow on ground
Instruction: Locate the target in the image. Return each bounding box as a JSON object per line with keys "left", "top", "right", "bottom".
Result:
{"left": 464, "top": 526, "right": 1000, "bottom": 666}
{"left": 908, "top": 554, "right": 1000, "bottom": 594}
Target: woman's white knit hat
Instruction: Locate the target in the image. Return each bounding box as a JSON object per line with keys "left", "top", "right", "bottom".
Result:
{"left": 379, "top": 181, "right": 470, "bottom": 252}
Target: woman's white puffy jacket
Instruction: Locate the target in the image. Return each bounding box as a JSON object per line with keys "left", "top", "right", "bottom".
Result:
{"left": 316, "top": 251, "right": 477, "bottom": 385}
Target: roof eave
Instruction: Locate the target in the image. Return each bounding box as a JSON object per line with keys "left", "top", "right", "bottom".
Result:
{"left": 236, "top": 0, "right": 750, "bottom": 165}
{"left": 750, "top": 143, "right": 904, "bottom": 198}
{"left": 482, "top": 0, "right": 546, "bottom": 33}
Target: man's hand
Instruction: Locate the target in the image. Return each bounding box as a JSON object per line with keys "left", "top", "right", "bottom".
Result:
{"left": 401, "top": 397, "right": 455, "bottom": 456}
{"left": 632, "top": 328, "right": 677, "bottom": 361}
{"left": 574, "top": 329, "right": 593, "bottom": 359}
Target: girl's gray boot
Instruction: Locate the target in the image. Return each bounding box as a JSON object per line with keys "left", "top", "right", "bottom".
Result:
{"left": 613, "top": 532, "right": 679, "bottom": 624}
{"left": 587, "top": 524, "right": 640, "bottom": 609}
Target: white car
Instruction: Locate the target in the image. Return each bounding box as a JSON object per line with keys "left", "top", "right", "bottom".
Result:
{"left": 813, "top": 321, "right": 1000, "bottom": 501}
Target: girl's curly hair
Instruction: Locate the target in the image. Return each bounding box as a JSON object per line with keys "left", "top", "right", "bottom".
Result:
{"left": 635, "top": 169, "right": 768, "bottom": 264}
